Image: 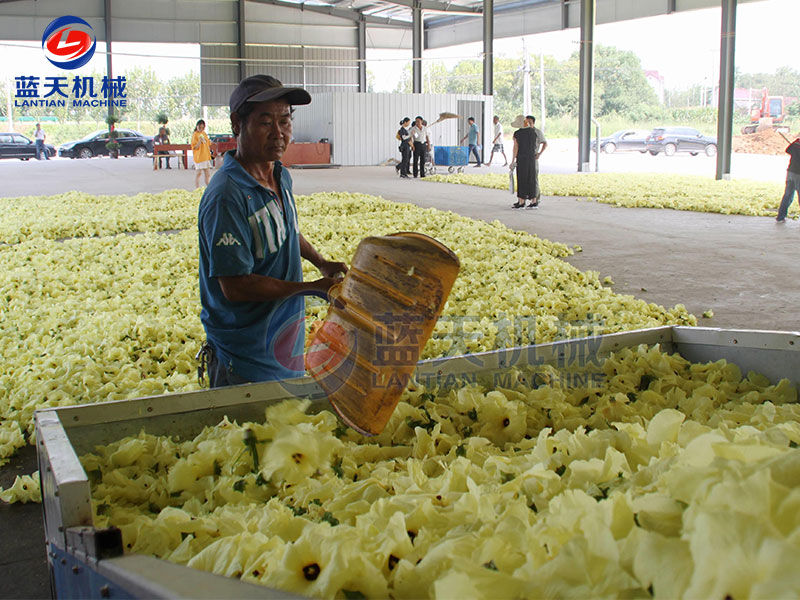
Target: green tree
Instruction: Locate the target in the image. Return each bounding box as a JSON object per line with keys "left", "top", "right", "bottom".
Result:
{"left": 736, "top": 66, "right": 800, "bottom": 99}
{"left": 124, "top": 66, "right": 162, "bottom": 128}
{"left": 163, "top": 72, "right": 201, "bottom": 120}
{"left": 592, "top": 45, "right": 658, "bottom": 116}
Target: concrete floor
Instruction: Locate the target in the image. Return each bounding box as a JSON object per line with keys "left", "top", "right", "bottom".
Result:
{"left": 1, "top": 152, "right": 798, "bottom": 598}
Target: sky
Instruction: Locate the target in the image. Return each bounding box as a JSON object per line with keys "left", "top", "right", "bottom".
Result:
{"left": 1, "top": 0, "right": 797, "bottom": 93}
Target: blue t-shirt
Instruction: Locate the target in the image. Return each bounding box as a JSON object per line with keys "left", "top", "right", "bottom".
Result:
{"left": 198, "top": 151, "right": 305, "bottom": 382}
{"left": 468, "top": 123, "right": 479, "bottom": 145}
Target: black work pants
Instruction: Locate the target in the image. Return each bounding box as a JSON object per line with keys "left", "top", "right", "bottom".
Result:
{"left": 400, "top": 143, "right": 411, "bottom": 176}
{"left": 413, "top": 142, "right": 426, "bottom": 178}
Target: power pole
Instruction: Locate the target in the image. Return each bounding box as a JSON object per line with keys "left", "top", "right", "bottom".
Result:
{"left": 539, "top": 49, "right": 546, "bottom": 131}
{"left": 522, "top": 37, "right": 531, "bottom": 116}
{"left": 5, "top": 78, "right": 13, "bottom": 132}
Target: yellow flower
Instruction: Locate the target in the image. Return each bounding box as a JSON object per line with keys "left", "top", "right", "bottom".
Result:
{"left": 261, "top": 424, "right": 343, "bottom": 485}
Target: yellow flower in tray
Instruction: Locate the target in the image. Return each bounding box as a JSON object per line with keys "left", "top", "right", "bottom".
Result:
{"left": 78, "top": 340, "right": 800, "bottom": 599}
{"left": 261, "top": 424, "right": 343, "bottom": 486}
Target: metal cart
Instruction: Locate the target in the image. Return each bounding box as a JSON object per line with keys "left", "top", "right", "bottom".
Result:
{"left": 35, "top": 326, "right": 800, "bottom": 598}
{"left": 433, "top": 146, "right": 469, "bottom": 174}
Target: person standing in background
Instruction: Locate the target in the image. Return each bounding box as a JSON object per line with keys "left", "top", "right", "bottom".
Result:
{"left": 776, "top": 132, "right": 800, "bottom": 223}
{"left": 411, "top": 116, "right": 430, "bottom": 178}
{"left": 34, "top": 123, "right": 49, "bottom": 161}
{"left": 397, "top": 117, "right": 412, "bottom": 178}
{"left": 488, "top": 115, "right": 507, "bottom": 166}
{"left": 511, "top": 115, "right": 547, "bottom": 209}
{"left": 192, "top": 119, "right": 212, "bottom": 189}
{"left": 460, "top": 117, "right": 482, "bottom": 167}
{"left": 153, "top": 126, "right": 172, "bottom": 170}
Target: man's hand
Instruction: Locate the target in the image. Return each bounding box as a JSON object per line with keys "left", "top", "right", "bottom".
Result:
{"left": 310, "top": 276, "right": 344, "bottom": 298}
{"left": 509, "top": 159, "right": 516, "bottom": 170}
{"left": 318, "top": 259, "right": 348, "bottom": 278}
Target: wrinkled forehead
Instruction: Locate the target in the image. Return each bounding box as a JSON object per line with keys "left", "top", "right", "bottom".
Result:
{"left": 249, "top": 99, "right": 292, "bottom": 117}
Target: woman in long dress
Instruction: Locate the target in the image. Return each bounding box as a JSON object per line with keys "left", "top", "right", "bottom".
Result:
{"left": 511, "top": 115, "right": 547, "bottom": 209}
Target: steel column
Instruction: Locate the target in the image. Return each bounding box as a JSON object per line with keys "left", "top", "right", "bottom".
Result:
{"left": 561, "top": 0, "right": 569, "bottom": 28}
{"left": 238, "top": 0, "right": 246, "bottom": 82}
{"left": 357, "top": 20, "right": 367, "bottom": 92}
{"left": 482, "top": 0, "right": 493, "bottom": 96}
{"left": 104, "top": 0, "right": 113, "bottom": 121}
{"left": 716, "top": 0, "right": 736, "bottom": 180}
{"left": 412, "top": 2, "right": 423, "bottom": 93}
{"left": 577, "top": 0, "right": 594, "bottom": 172}
{"left": 667, "top": 0, "right": 676, "bottom": 14}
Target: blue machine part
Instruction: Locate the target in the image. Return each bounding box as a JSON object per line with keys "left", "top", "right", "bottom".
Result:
{"left": 50, "top": 544, "right": 136, "bottom": 600}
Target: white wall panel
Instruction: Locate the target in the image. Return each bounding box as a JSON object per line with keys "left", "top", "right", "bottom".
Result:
{"left": 247, "top": 2, "right": 355, "bottom": 28}
{"left": 291, "top": 92, "right": 490, "bottom": 166}
{"left": 245, "top": 23, "right": 357, "bottom": 47}
{"left": 291, "top": 93, "right": 334, "bottom": 143}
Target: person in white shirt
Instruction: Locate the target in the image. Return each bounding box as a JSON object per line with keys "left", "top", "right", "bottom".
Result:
{"left": 34, "top": 123, "right": 49, "bottom": 161}
{"left": 488, "top": 115, "right": 507, "bottom": 166}
{"left": 410, "top": 116, "right": 431, "bottom": 178}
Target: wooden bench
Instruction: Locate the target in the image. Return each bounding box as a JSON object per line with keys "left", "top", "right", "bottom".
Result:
{"left": 153, "top": 141, "right": 331, "bottom": 169}
{"left": 153, "top": 141, "right": 239, "bottom": 170}
{"left": 153, "top": 143, "right": 190, "bottom": 170}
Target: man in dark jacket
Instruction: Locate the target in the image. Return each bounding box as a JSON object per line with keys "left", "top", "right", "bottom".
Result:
{"left": 776, "top": 132, "right": 800, "bottom": 223}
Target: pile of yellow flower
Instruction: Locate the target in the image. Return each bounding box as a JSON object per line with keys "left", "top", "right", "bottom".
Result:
{"left": 0, "top": 190, "right": 695, "bottom": 467}
{"left": 425, "top": 173, "right": 789, "bottom": 217}
{"left": 75, "top": 344, "right": 800, "bottom": 598}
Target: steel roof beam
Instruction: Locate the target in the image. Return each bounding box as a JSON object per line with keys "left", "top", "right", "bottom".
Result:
{"left": 385, "top": 0, "right": 483, "bottom": 13}
{"left": 248, "top": 0, "right": 412, "bottom": 26}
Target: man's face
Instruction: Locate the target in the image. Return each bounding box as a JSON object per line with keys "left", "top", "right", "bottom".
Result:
{"left": 493, "top": 116, "right": 498, "bottom": 124}
{"left": 233, "top": 100, "right": 293, "bottom": 162}
{"left": 415, "top": 118, "right": 423, "bottom": 128}
{"left": 468, "top": 119, "right": 474, "bottom": 126}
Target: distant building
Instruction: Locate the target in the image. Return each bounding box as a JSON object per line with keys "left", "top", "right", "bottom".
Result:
{"left": 645, "top": 70, "right": 665, "bottom": 104}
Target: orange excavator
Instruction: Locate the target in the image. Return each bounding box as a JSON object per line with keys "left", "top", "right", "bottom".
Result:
{"left": 742, "top": 87, "right": 792, "bottom": 134}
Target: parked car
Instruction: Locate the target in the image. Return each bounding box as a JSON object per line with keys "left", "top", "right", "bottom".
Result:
{"left": 645, "top": 127, "right": 717, "bottom": 157}
{"left": 0, "top": 132, "right": 56, "bottom": 160}
{"left": 208, "top": 133, "right": 235, "bottom": 144}
{"left": 58, "top": 129, "right": 154, "bottom": 159}
{"left": 590, "top": 129, "right": 650, "bottom": 154}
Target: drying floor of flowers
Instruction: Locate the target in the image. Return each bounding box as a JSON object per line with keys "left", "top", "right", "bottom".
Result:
{"left": 0, "top": 190, "right": 695, "bottom": 466}
{"left": 424, "top": 172, "right": 789, "bottom": 218}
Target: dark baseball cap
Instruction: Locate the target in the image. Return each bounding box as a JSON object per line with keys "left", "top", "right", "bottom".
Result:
{"left": 229, "top": 75, "right": 311, "bottom": 113}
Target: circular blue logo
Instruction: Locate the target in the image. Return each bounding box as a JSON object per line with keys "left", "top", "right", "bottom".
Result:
{"left": 42, "top": 16, "right": 96, "bottom": 70}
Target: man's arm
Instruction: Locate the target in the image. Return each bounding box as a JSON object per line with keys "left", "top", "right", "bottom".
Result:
{"left": 536, "top": 140, "right": 548, "bottom": 160}
{"left": 299, "top": 233, "right": 348, "bottom": 278}
{"left": 216, "top": 235, "right": 347, "bottom": 303}
{"left": 218, "top": 273, "right": 335, "bottom": 302}
{"left": 511, "top": 137, "right": 518, "bottom": 168}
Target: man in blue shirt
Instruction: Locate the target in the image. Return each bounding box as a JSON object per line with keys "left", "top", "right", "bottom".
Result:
{"left": 198, "top": 75, "right": 348, "bottom": 387}
{"left": 460, "top": 116, "right": 482, "bottom": 167}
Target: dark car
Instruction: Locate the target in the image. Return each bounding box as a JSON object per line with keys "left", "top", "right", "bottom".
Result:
{"left": 645, "top": 127, "right": 717, "bottom": 157}
{"left": 58, "top": 129, "right": 154, "bottom": 159}
{"left": 590, "top": 129, "right": 650, "bottom": 154}
{"left": 208, "top": 133, "right": 234, "bottom": 143}
{"left": 0, "top": 132, "right": 56, "bottom": 160}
